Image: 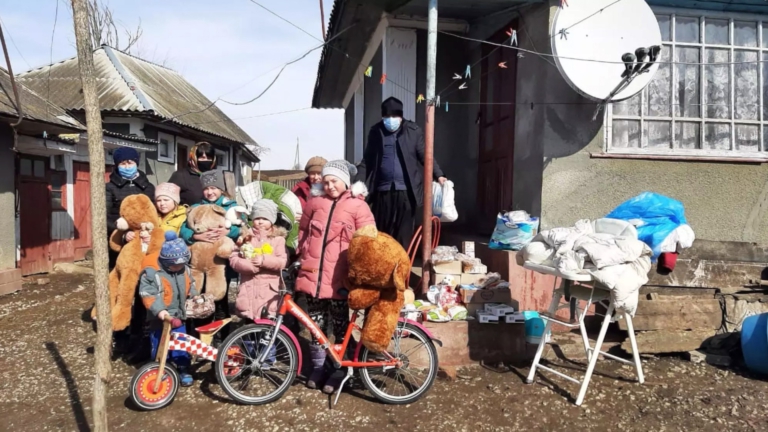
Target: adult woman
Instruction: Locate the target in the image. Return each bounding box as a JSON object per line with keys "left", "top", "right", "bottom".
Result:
{"left": 168, "top": 142, "right": 217, "bottom": 206}
{"left": 292, "top": 156, "right": 326, "bottom": 212}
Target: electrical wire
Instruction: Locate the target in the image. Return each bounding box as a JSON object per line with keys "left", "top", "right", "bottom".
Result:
{"left": 187, "top": 107, "right": 312, "bottom": 125}
{"left": 247, "top": 0, "right": 322, "bottom": 42}
{"left": 0, "top": 17, "right": 32, "bottom": 70}
{"left": 45, "top": 0, "right": 59, "bottom": 120}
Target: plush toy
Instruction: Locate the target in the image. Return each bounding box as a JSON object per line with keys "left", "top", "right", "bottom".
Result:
{"left": 186, "top": 204, "right": 242, "bottom": 301}
{"left": 346, "top": 225, "right": 411, "bottom": 353}
{"left": 91, "top": 194, "right": 165, "bottom": 330}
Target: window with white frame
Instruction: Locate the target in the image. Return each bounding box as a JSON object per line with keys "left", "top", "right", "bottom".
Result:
{"left": 216, "top": 148, "right": 230, "bottom": 171}
{"left": 609, "top": 9, "right": 768, "bottom": 157}
{"left": 157, "top": 131, "right": 176, "bottom": 163}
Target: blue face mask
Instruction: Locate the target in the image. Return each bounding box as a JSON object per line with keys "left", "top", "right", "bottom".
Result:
{"left": 382, "top": 117, "right": 402, "bottom": 132}
{"left": 118, "top": 165, "right": 138, "bottom": 179}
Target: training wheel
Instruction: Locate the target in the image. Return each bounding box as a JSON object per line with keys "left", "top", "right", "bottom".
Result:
{"left": 129, "top": 361, "right": 180, "bottom": 411}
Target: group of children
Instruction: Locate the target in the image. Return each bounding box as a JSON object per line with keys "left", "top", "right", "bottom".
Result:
{"left": 131, "top": 157, "right": 375, "bottom": 394}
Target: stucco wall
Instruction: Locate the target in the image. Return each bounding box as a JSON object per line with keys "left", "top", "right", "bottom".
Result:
{"left": 0, "top": 125, "right": 18, "bottom": 270}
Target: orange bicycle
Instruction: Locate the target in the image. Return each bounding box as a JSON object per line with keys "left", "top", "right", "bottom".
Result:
{"left": 214, "top": 262, "right": 441, "bottom": 405}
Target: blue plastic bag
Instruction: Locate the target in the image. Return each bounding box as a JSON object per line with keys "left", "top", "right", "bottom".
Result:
{"left": 489, "top": 213, "right": 539, "bottom": 251}
{"left": 606, "top": 192, "right": 687, "bottom": 260}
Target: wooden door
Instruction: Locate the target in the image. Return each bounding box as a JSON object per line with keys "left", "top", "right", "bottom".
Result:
{"left": 19, "top": 157, "right": 51, "bottom": 275}
{"left": 73, "top": 162, "right": 92, "bottom": 261}
{"left": 477, "top": 22, "right": 518, "bottom": 233}
{"left": 177, "top": 143, "right": 188, "bottom": 171}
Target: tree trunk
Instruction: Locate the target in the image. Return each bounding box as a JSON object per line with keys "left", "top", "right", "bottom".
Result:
{"left": 71, "top": 0, "right": 112, "bottom": 430}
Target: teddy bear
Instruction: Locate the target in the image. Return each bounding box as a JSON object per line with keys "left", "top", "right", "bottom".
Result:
{"left": 345, "top": 225, "right": 411, "bottom": 353}
{"left": 91, "top": 194, "right": 165, "bottom": 331}
{"left": 186, "top": 204, "right": 245, "bottom": 301}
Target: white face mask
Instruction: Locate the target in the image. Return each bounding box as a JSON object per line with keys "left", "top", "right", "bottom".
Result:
{"left": 383, "top": 117, "right": 402, "bottom": 132}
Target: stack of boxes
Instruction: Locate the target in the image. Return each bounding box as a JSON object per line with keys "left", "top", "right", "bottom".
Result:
{"left": 476, "top": 303, "right": 524, "bottom": 324}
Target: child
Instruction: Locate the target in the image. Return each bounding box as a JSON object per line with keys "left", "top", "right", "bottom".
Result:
{"left": 138, "top": 232, "right": 198, "bottom": 387}
{"left": 295, "top": 160, "right": 375, "bottom": 394}
{"left": 155, "top": 182, "right": 187, "bottom": 235}
{"left": 292, "top": 156, "right": 327, "bottom": 213}
{"left": 230, "top": 199, "right": 289, "bottom": 321}
{"left": 179, "top": 170, "right": 244, "bottom": 341}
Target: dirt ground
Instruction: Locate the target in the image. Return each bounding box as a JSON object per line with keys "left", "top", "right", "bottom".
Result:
{"left": 1, "top": 274, "right": 768, "bottom": 432}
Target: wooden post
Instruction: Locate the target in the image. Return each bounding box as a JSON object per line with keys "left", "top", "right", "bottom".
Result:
{"left": 71, "top": 0, "right": 112, "bottom": 429}
{"left": 421, "top": 0, "right": 438, "bottom": 294}
{"left": 319, "top": 0, "right": 327, "bottom": 40}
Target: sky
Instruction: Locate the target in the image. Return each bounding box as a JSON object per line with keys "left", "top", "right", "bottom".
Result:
{"left": 1, "top": 0, "right": 343, "bottom": 170}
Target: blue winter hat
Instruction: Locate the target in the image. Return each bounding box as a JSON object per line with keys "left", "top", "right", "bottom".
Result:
{"left": 159, "top": 231, "right": 191, "bottom": 266}
{"left": 113, "top": 147, "right": 140, "bottom": 165}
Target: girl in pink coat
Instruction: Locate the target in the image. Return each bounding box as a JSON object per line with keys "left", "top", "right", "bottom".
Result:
{"left": 230, "top": 199, "right": 288, "bottom": 321}
{"left": 296, "top": 160, "right": 375, "bottom": 394}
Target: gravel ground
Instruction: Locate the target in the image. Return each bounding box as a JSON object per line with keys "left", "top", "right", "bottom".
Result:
{"left": 1, "top": 274, "right": 768, "bottom": 432}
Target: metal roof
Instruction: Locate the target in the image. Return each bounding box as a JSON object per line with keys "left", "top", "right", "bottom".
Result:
{"left": 0, "top": 67, "right": 84, "bottom": 132}
{"left": 17, "top": 46, "right": 257, "bottom": 147}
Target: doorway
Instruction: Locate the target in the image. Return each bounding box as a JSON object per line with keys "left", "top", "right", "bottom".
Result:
{"left": 477, "top": 22, "right": 518, "bottom": 233}
{"left": 18, "top": 156, "right": 52, "bottom": 275}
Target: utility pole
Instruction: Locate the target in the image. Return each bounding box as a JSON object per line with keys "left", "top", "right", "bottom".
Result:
{"left": 71, "top": 0, "right": 112, "bottom": 429}
{"left": 319, "top": 0, "right": 327, "bottom": 40}
{"left": 422, "top": 0, "right": 437, "bottom": 294}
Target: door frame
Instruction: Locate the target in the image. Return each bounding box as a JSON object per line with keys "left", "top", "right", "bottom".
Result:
{"left": 18, "top": 155, "right": 53, "bottom": 275}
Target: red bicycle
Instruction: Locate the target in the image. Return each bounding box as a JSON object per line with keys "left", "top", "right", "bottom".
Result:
{"left": 214, "top": 262, "right": 441, "bottom": 405}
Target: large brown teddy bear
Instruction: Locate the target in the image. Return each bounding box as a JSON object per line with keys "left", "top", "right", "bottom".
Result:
{"left": 346, "top": 225, "right": 411, "bottom": 353}
{"left": 186, "top": 204, "right": 238, "bottom": 301}
{"left": 92, "top": 194, "right": 165, "bottom": 331}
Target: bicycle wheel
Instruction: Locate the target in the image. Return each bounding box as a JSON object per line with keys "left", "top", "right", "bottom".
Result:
{"left": 214, "top": 323, "right": 298, "bottom": 405}
{"left": 358, "top": 323, "right": 439, "bottom": 405}
{"left": 129, "top": 361, "right": 179, "bottom": 411}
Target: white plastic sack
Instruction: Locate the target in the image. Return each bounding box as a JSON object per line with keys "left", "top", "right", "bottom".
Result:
{"left": 432, "top": 181, "right": 458, "bottom": 222}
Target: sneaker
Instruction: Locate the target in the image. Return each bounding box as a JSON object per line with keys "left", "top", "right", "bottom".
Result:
{"left": 179, "top": 370, "right": 194, "bottom": 387}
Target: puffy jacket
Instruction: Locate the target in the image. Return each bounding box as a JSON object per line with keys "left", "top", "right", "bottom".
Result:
{"left": 106, "top": 170, "right": 155, "bottom": 235}
{"left": 168, "top": 167, "right": 204, "bottom": 206}
{"left": 138, "top": 253, "right": 198, "bottom": 322}
{"left": 292, "top": 178, "right": 312, "bottom": 213}
{"left": 179, "top": 195, "right": 244, "bottom": 245}
{"left": 296, "top": 182, "right": 375, "bottom": 300}
{"left": 229, "top": 227, "right": 288, "bottom": 320}
{"left": 159, "top": 205, "right": 188, "bottom": 235}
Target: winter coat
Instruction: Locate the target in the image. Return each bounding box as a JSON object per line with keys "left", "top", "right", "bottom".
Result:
{"left": 179, "top": 195, "right": 244, "bottom": 245}
{"left": 159, "top": 205, "right": 188, "bottom": 235}
{"left": 106, "top": 170, "right": 155, "bottom": 236}
{"left": 168, "top": 167, "right": 205, "bottom": 206}
{"left": 358, "top": 120, "right": 445, "bottom": 208}
{"left": 138, "top": 254, "right": 198, "bottom": 322}
{"left": 292, "top": 178, "right": 312, "bottom": 213}
{"left": 296, "top": 182, "right": 376, "bottom": 300}
{"left": 229, "top": 227, "right": 288, "bottom": 320}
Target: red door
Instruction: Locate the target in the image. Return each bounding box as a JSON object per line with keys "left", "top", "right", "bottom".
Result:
{"left": 19, "top": 157, "right": 52, "bottom": 275}
{"left": 73, "top": 163, "right": 112, "bottom": 260}
{"left": 477, "top": 22, "right": 518, "bottom": 234}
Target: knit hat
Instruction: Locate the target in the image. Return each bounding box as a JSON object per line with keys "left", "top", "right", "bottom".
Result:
{"left": 250, "top": 199, "right": 278, "bottom": 224}
{"left": 113, "top": 147, "right": 140, "bottom": 165}
{"left": 322, "top": 160, "right": 358, "bottom": 188}
{"left": 381, "top": 97, "right": 404, "bottom": 117}
{"left": 155, "top": 182, "right": 181, "bottom": 204}
{"left": 304, "top": 156, "right": 327, "bottom": 174}
{"left": 159, "top": 232, "right": 191, "bottom": 266}
{"left": 200, "top": 170, "right": 226, "bottom": 192}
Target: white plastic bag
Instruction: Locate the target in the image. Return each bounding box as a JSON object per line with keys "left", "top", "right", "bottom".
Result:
{"left": 432, "top": 181, "right": 458, "bottom": 222}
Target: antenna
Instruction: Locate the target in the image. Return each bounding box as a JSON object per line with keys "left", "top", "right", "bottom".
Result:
{"left": 292, "top": 137, "right": 301, "bottom": 170}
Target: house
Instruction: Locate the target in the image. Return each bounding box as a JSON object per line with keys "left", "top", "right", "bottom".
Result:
{"left": 11, "top": 45, "right": 260, "bottom": 276}
{"left": 253, "top": 169, "right": 306, "bottom": 190}
{"left": 313, "top": 0, "right": 768, "bottom": 270}
{"left": 0, "top": 66, "right": 86, "bottom": 291}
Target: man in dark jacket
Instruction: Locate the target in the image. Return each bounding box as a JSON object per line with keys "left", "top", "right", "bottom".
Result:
{"left": 358, "top": 97, "right": 447, "bottom": 248}
{"left": 168, "top": 142, "right": 217, "bottom": 206}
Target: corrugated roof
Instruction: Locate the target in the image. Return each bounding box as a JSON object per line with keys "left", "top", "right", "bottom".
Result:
{"left": 0, "top": 67, "right": 84, "bottom": 131}
{"left": 17, "top": 46, "right": 257, "bottom": 147}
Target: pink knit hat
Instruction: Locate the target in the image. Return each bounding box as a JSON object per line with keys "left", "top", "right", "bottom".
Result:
{"left": 155, "top": 182, "right": 181, "bottom": 204}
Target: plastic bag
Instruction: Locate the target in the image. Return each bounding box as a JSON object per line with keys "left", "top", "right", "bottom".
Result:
{"left": 489, "top": 213, "right": 540, "bottom": 251}
{"left": 432, "top": 245, "right": 458, "bottom": 263}
{"left": 432, "top": 181, "right": 458, "bottom": 222}
{"left": 606, "top": 192, "right": 688, "bottom": 260}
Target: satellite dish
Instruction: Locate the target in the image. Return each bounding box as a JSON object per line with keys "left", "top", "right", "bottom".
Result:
{"left": 551, "top": 0, "right": 662, "bottom": 101}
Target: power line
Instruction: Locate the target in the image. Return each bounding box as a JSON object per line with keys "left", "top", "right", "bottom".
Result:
{"left": 46, "top": 0, "right": 59, "bottom": 119}
{"left": 247, "top": 0, "right": 322, "bottom": 42}
{"left": 187, "top": 107, "right": 312, "bottom": 125}
{"left": 0, "top": 17, "right": 32, "bottom": 70}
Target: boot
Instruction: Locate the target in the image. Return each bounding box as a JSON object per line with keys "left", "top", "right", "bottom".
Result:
{"left": 322, "top": 369, "right": 345, "bottom": 395}
{"left": 307, "top": 344, "right": 327, "bottom": 390}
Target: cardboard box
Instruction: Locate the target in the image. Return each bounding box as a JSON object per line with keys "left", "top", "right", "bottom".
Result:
{"left": 431, "top": 273, "right": 461, "bottom": 287}
{"left": 462, "top": 241, "right": 475, "bottom": 258}
{"left": 477, "top": 311, "right": 499, "bottom": 323}
{"left": 460, "top": 287, "right": 513, "bottom": 304}
{"left": 460, "top": 273, "right": 487, "bottom": 286}
{"left": 487, "top": 304, "right": 516, "bottom": 316}
{"left": 504, "top": 312, "right": 525, "bottom": 323}
{"left": 462, "top": 263, "right": 488, "bottom": 274}
{"left": 433, "top": 260, "right": 462, "bottom": 274}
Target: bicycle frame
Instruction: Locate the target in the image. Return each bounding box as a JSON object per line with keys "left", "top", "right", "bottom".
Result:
{"left": 256, "top": 293, "right": 400, "bottom": 370}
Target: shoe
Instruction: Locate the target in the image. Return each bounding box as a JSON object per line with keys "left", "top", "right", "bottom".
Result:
{"left": 307, "top": 344, "right": 327, "bottom": 390}
{"left": 322, "top": 369, "right": 345, "bottom": 395}
{"left": 178, "top": 368, "right": 194, "bottom": 387}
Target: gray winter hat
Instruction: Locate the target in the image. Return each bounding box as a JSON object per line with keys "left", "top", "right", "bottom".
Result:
{"left": 322, "top": 160, "right": 358, "bottom": 187}
{"left": 200, "top": 170, "right": 226, "bottom": 192}
{"left": 250, "top": 199, "right": 278, "bottom": 224}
